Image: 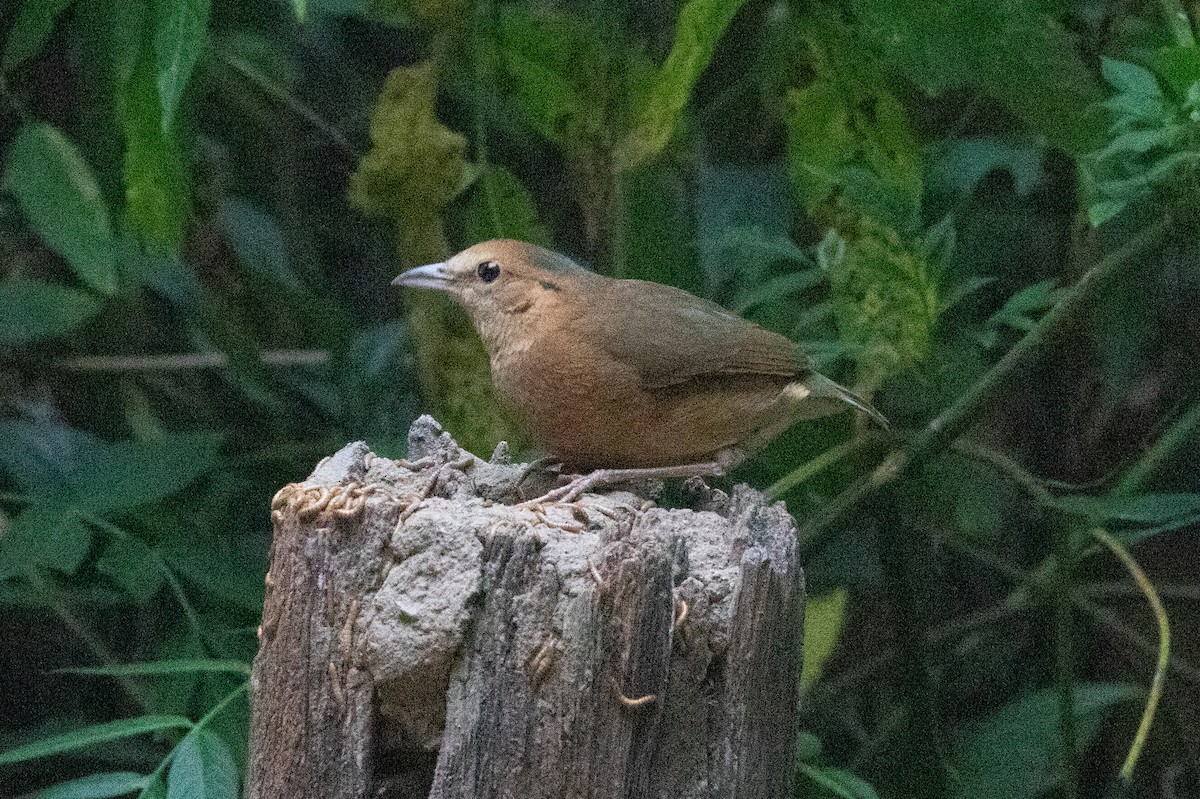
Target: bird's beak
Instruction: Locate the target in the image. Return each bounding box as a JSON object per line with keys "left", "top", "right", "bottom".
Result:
{"left": 391, "top": 262, "right": 455, "bottom": 292}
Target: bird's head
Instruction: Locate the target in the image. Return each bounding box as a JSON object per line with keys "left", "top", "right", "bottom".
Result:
{"left": 393, "top": 239, "right": 589, "bottom": 320}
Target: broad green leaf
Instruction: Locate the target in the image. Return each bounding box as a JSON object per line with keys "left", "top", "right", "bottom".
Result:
{"left": 153, "top": 0, "right": 211, "bottom": 131}
{"left": 3, "top": 123, "right": 118, "bottom": 294}
{"left": 801, "top": 588, "right": 847, "bottom": 694}
{"left": 349, "top": 62, "right": 465, "bottom": 260}
{"left": 784, "top": 17, "right": 923, "bottom": 231}
{"left": 96, "top": 536, "right": 166, "bottom": 601}
{"left": 68, "top": 431, "right": 223, "bottom": 515}
{"left": 0, "top": 418, "right": 108, "bottom": 494}
{"left": 32, "top": 771, "right": 149, "bottom": 799}
{"left": 617, "top": 0, "right": 750, "bottom": 169}
{"left": 1, "top": 501, "right": 92, "bottom": 574}
{"left": 2, "top": 0, "right": 79, "bottom": 71}
{"left": 929, "top": 137, "right": 1045, "bottom": 200}
{"left": 1101, "top": 57, "right": 1162, "bottom": 102}
{"left": 216, "top": 198, "right": 303, "bottom": 292}
{"left": 161, "top": 544, "right": 265, "bottom": 612}
{"left": 984, "top": 279, "right": 1061, "bottom": 335}
{"left": 291, "top": 0, "right": 306, "bottom": 21}
{"left": 0, "top": 278, "right": 103, "bottom": 345}
{"left": 119, "top": 21, "right": 189, "bottom": 254}
{"left": 798, "top": 764, "right": 880, "bottom": 799}
{"left": 57, "top": 659, "right": 251, "bottom": 677}
{"left": 452, "top": 164, "right": 550, "bottom": 247}
{"left": 952, "top": 682, "right": 1138, "bottom": 799}
{"left": 853, "top": 0, "right": 1106, "bottom": 153}
{"left": 166, "top": 729, "right": 238, "bottom": 799}
{"left": 1154, "top": 45, "right": 1200, "bottom": 99}
{"left": 490, "top": 8, "right": 591, "bottom": 146}
{"left": 0, "top": 715, "right": 193, "bottom": 765}
{"left": 1049, "top": 492, "right": 1200, "bottom": 524}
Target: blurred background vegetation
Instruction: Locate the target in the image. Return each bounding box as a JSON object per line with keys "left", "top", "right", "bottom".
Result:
{"left": 1, "top": 0, "right": 1198, "bottom": 796}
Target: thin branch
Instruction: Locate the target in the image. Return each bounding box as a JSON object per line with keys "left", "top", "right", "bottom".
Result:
{"left": 55, "top": 349, "right": 329, "bottom": 372}
{"left": 797, "top": 218, "right": 1170, "bottom": 554}
{"left": 1113, "top": 399, "right": 1200, "bottom": 497}
{"left": 217, "top": 49, "right": 358, "bottom": 157}
{"left": 1090, "top": 528, "right": 1171, "bottom": 785}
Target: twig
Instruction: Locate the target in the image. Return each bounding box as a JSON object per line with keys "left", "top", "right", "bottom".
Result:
{"left": 797, "top": 218, "right": 1169, "bottom": 554}
{"left": 55, "top": 349, "right": 329, "bottom": 372}
{"left": 1113, "top": 400, "right": 1200, "bottom": 497}
{"left": 767, "top": 436, "right": 875, "bottom": 500}
{"left": 1089, "top": 529, "right": 1171, "bottom": 784}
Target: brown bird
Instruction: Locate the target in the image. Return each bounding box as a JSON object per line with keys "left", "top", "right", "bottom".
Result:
{"left": 393, "top": 240, "right": 885, "bottom": 502}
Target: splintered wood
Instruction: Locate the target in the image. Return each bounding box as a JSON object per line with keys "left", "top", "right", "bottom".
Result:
{"left": 247, "top": 416, "right": 804, "bottom": 799}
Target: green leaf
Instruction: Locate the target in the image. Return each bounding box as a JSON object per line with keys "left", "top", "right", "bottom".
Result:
{"left": 1, "top": 501, "right": 93, "bottom": 574}
{"left": 798, "top": 764, "right": 880, "bottom": 799}
{"left": 32, "top": 771, "right": 149, "bottom": 799}
{"left": 930, "top": 137, "right": 1045, "bottom": 200}
{"left": 983, "top": 279, "right": 1061, "bottom": 336}
{"left": 68, "top": 431, "right": 223, "bottom": 515}
{"left": 0, "top": 715, "right": 193, "bottom": 765}
{"left": 292, "top": 0, "right": 306, "bottom": 21}
{"left": 153, "top": 0, "right": 211, "bottom": 131}
{"left": 57, "top": 659, "right": 251, "bottom": 677}
{"left": 853, "top": 0, "right": 1105, "bottom": 153}
{"left": 952, "top": 682, "right": 1138, "bottom": 799}
{"left": 96, "top": 536, "right": 166, "bottom": 601}
{"left": 801, "top": 588, "right": 847, "bottom": 694}
{"left": 617, "top": 0, "right": 750, "bottom": 168}
{"left": 166, "top": 729, "right": 238, "bottom": 799}
{"left": 216, "top": 198, "right": 303, "bottom": 292}
{"left": 348, "top": 62, "right": 466, "bottom": 260}
{"left": 2, "top": 0, "right": 79, "bottom": 71}
{"left": 452, "top": 164, "right": 550, "bottom": 247}
{"left": 118, "top": 16, "right": 189, "bottom": 254}
{"left": 0, "top": 278, "right": 103, "bottom": 345}
{"left": 3, "top": 123, "right": 118, "bottom": 294}
{"left": 1049, "top": 492, "right": 1200, "bottom": 524}
{"left": 1101, "top": 57, "right": 1162, "bottom": 101}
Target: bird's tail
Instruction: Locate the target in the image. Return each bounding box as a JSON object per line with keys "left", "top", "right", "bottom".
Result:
{"left": 790, "top": 372, "right": 889, "bottom": 430}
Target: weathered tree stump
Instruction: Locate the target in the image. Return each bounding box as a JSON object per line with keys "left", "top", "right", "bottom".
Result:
{"left": 246, "top": 416, "right": 805, "bottom": 799}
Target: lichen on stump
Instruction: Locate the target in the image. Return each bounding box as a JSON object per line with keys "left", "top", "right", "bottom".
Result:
{"left": 247, "top": 416, "right": 805, "bottom": 799}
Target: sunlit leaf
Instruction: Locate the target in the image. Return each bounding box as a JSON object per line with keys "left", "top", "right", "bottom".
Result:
{"left": 2, "top": 0, "right": 79, "bottom": 71}
{"left": 952, "top": 682, "right": 1138, "bottom": 799}
{"left": 0, "top": 278, "right": 103, "bottom": 345}
{"left": 32, "top": 771, "right": 149, "bottom": 799}
{"left": 3, "top": 123, "right": 118, "bottom": 294}
{"left": 0, "top": 716, "right": 192, "bottom": 766}
{"left": 349, "top": 61, "right": 465, "bottom": 260}
{"left": 617, "top": 0, "right": 750, "bottom": 169}
{"left": 119, "top": 22, "right": 189, "bottom": 254}
{"left": 801, "top": 588, "right": 847, "bottom": 694}
{"left": 153, "top": 0, "right": 211, "bottom": 131}
{"left": 1, "top": 501, "right": 93, "bottom": 574}
{"left": 166, "top": 729, "right": 238, "bottom": 799}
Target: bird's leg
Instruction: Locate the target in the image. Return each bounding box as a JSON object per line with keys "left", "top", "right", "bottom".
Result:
{"left": 520, "top": 449, "right": 746, "bottom": 507}
{"left": 510, "top": 456, "right": 564, "bottom": 501}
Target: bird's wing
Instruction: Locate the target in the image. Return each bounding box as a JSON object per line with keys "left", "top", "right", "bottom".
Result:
{"left": 585, "top": 279, "right": 806, "bottom": 389}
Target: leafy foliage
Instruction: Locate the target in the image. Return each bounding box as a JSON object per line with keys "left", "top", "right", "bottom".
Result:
{"left": 1, "top": 0, "right": 1198, "bottom": 797}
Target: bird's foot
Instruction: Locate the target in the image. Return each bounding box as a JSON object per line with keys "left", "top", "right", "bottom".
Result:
{"left": 518, "top": 460, "right": 731, "bottom": 508}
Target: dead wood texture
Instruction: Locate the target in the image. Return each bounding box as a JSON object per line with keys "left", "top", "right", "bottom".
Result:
{"left": 246, "top": 416, "right": 805, "bottom": 799}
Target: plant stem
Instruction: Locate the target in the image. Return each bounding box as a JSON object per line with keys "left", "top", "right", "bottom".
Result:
{"left": 766, "top": 436, "right": 871, "bottom": 500}
{"left": 23, "top": 568, "right": 154, "bottom": 714}
{"left": 797, "top": 218, "right": 1169, "bottom": 555}
{"left": 1090, "top": 529, "right": 1171, "bottom": 784}
{"left": 1160, "top": 0, "right": 1198, "bottom": 46}
{"left": 1054, "top": 523, "right": 1080, "bottom": 799}
{"left": 1113, "top": 399, "right": 1200, "bottom": 497}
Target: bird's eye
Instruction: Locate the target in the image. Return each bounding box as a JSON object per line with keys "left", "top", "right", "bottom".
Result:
{"left": 476, "top": 261, "right": 501, "bottom": 283}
